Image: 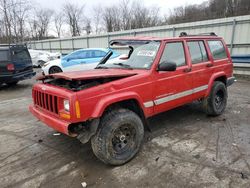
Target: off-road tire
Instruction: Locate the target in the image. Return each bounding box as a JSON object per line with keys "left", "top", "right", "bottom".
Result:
{"left": 49, "top": 66, "right": 62, "bottom": 74}
{"left": 91, "top": 108, "right": 144, "bottom": 165}
{"left": 203, "top": 81, "right": 227, "bottom": 116}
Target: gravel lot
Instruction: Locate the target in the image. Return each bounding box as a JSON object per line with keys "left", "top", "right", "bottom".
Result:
{"left": 0, "top": 71, "right": 250, "bottom": 188}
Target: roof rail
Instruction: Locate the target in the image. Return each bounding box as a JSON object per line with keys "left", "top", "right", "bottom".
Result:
{"left": 179, "top": 32, "right": 217, "bottom": 37}
{"left": 0, "top": 43, "right": 27, "bottom": 48}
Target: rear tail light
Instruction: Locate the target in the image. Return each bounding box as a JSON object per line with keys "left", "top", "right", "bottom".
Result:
{"left": 7, "top": 63, "right": 15, "bottom": 71}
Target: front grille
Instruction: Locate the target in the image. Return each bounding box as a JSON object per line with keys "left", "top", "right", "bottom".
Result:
{"left": 33, "top": 89, "right": 59, "bottom": 114}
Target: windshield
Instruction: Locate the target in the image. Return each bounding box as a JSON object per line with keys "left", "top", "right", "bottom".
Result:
{"left": 101, "top": 42, "right": 160, "bottom": 69}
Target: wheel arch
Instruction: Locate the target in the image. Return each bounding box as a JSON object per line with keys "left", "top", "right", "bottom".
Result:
{"left": 49, "top": 65, "right": 63, "bottom": 74}
{"left": 91, "top": 93, "right": 147, "bottom": 126}
{"left": 205, "top": 72, "right": 227, "bottom": 97}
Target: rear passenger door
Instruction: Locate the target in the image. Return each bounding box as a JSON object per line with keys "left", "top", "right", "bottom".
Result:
{"left": 186, "top": 40, "right": 213, "bottom": 99}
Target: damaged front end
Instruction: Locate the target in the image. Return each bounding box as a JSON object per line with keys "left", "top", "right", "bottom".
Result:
{"left": 44, "top": 77, "right": 125, "bottom": 91}
{"left": 68, "top": 119, "right": 100, "bottom": 144}
{"left": 36, "top": 70, "right": 137, "bottom": 91}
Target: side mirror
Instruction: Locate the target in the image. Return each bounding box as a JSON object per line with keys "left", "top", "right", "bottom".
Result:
{"left": 157, "top": 61, "right": 177, "bottom": 71}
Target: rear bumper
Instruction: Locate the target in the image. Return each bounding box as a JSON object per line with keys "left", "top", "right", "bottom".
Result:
{"left": 227, "top": 76, "right": 235, "bottom": 87}
{"left": 0, "top": 70, "right": 36, "bottom": 83}
{"left": 29, "top": 104, "right": 71, "bottom": 136}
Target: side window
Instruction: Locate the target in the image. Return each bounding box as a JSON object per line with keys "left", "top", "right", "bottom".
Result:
{"left": 94, "top": 50, "right": 106, "bottom": 58}
{"left": 160, "top": 42, "right": 186, "bottom": 67}
{"left": 69, "top": 51, "right": 84, "bottom": 59}
{"left": 84, "top": 51, "right": 91, "bottom": 58}
{"left": 208, "top": 40, "right": 227, "bottom": 60}
{"left": 187, "top": 41, "right": 208, "bottom": 64}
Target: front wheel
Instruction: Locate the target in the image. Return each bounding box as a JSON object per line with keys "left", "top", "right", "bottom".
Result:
{"left": 91, "top": 108, "right": 144, "bottom": 165}
{"left": 203, "top": 81, "right": 227, "bottom": 116}
{"left": 49, "top": 66, "right": 62, "bottom": 74}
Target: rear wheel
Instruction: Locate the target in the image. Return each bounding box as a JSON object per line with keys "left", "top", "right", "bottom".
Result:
{"left": 91, "top": 108, "right": 144, "bottom": 165}
{"left": 203, "top": 81, "right": 227, "bottom": 116}
{"left": 49, "top": 66, "right": 62, "bottom": 74}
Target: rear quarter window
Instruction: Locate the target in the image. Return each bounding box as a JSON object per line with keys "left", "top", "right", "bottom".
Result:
{"left": 208, "top": 40, "right": 227, "bottom": 60}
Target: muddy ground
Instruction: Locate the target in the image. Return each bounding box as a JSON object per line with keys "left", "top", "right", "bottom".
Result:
{"left": 0, "top": 71, "right": 250, "bottom": 188}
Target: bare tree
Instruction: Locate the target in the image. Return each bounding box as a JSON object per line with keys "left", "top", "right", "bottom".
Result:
{"left": 63, "top": 2, "right": 85, "bottom": 36}
{"left": 27, "top": 18, "right": 39, "bottom": 40}
{"left": 0, "top": 0, "right": 13, "bottom": 43}
{"left": 119, "top": 0, "right": 131, "bottom": 30}
{"left": 53, "top": 11, "right": 64, "bottom": 38}
{"left": 103, "top": 5, "right": 121, "bottom": 32}
{"left": 35, "top": 8, "right": 54, "bottom": 39}
{"left": 10, "top": 0, "right": 32, "bottom": 42}
{"left": 83, "top": 18, "right": 91, "bottom": 35}
{"left": 92, "top": 5, "right": 103, "bottom": 34}
{"left": 130, "top": 1, "right": 160, "bottom": 29}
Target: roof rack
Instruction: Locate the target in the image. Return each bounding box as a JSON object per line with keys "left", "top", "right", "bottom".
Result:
{"left": 0, "top": 43, "right": 26, "bottom": 46}
{"left": 179, "top": 32, "right": 217, "bottom": 37}
{"left": 0, "top": 43, "right": 27, "bottom": 49}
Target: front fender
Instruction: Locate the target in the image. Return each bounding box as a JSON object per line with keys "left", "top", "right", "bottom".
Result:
{"left": 91, "top": 92, "right": 145, "bottom": 118}
{"left": 205, "top": 71, "right": 226, "bottom": 97}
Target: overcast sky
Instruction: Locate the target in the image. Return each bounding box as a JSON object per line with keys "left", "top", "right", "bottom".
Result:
{"left": 38, "top": 0, "right": 208, "bottom": 16}
{"left": 38, "top": 0, "right": 208, "bottom": 36}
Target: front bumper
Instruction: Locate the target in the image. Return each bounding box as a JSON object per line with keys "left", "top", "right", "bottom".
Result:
{"left": 0, "top": 70, "right": 36, "bottom": 83}
{"left": 29, "top": 105, "right": 71, "bottom": 136}
{"left": 227, "top": 76, "right": 235, "bottom": 87}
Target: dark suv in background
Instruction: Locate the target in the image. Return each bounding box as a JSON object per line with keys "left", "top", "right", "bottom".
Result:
{"left": 0, "top": 44, "right": 35, "bottom": 86}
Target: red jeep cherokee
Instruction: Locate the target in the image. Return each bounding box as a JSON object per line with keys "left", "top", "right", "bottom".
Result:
{"left": 29, "top": 33, "right": 235, "bottom": 165}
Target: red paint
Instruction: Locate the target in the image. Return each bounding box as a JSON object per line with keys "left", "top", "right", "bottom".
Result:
{"left": 29, "top": 35, "right": 233, "bottom": 136}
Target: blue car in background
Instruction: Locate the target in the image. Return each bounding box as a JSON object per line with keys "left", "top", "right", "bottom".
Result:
{"left": 42, "top": 48, "right": 123, "bottom": 75}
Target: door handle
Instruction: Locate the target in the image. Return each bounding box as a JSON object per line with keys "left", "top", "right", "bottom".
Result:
{"left": 183, "top": 68, "right": 192, "bottom": 73}
{"left": 206, "top": 63, "right": 213, "bottom": 67}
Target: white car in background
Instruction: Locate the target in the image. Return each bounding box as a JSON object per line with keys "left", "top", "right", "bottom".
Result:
{"left": 28, "top": 49, "right": 61, "bottom": 67}
{"left": 42, "top": 48, "right": 125, "bottom": 75}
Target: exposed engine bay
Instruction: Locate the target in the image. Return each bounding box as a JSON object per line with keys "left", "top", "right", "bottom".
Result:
{"left": 44, "top": 76, "right": 127, "bottom": 91}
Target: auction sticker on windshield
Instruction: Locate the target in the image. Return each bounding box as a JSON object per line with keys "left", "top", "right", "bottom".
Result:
{"left": 137, "top": 50, "right": 156, "bottom": 57}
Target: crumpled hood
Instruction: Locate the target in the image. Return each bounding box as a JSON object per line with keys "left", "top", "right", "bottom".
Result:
{"left": 38, "top": 69, "right": 142, "bottom": 81}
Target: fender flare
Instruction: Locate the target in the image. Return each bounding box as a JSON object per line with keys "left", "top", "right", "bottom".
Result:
{"left": 91, "top": 92, "right": 145, "bottom": 118}
{"left": 205, "top": 72, "right": 226, "bottom": 97}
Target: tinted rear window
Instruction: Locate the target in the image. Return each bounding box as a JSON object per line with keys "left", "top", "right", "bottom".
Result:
{"left": 208, "top": 40, "right": 227, "bottom": 60}
{"left": 12, "top": 49, "right": 30, "bottom": 61}
{"left": 0, "top": 50, "right": 9, "bottom": 61}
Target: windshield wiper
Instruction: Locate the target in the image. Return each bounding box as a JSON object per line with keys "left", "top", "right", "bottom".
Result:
{"left": 113, "top": 63, "right": 133, "bottom": 69}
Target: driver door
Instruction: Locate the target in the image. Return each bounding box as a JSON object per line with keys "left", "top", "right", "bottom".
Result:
{"left": 153, "top": 41, "right": 193, "bottom": 114}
